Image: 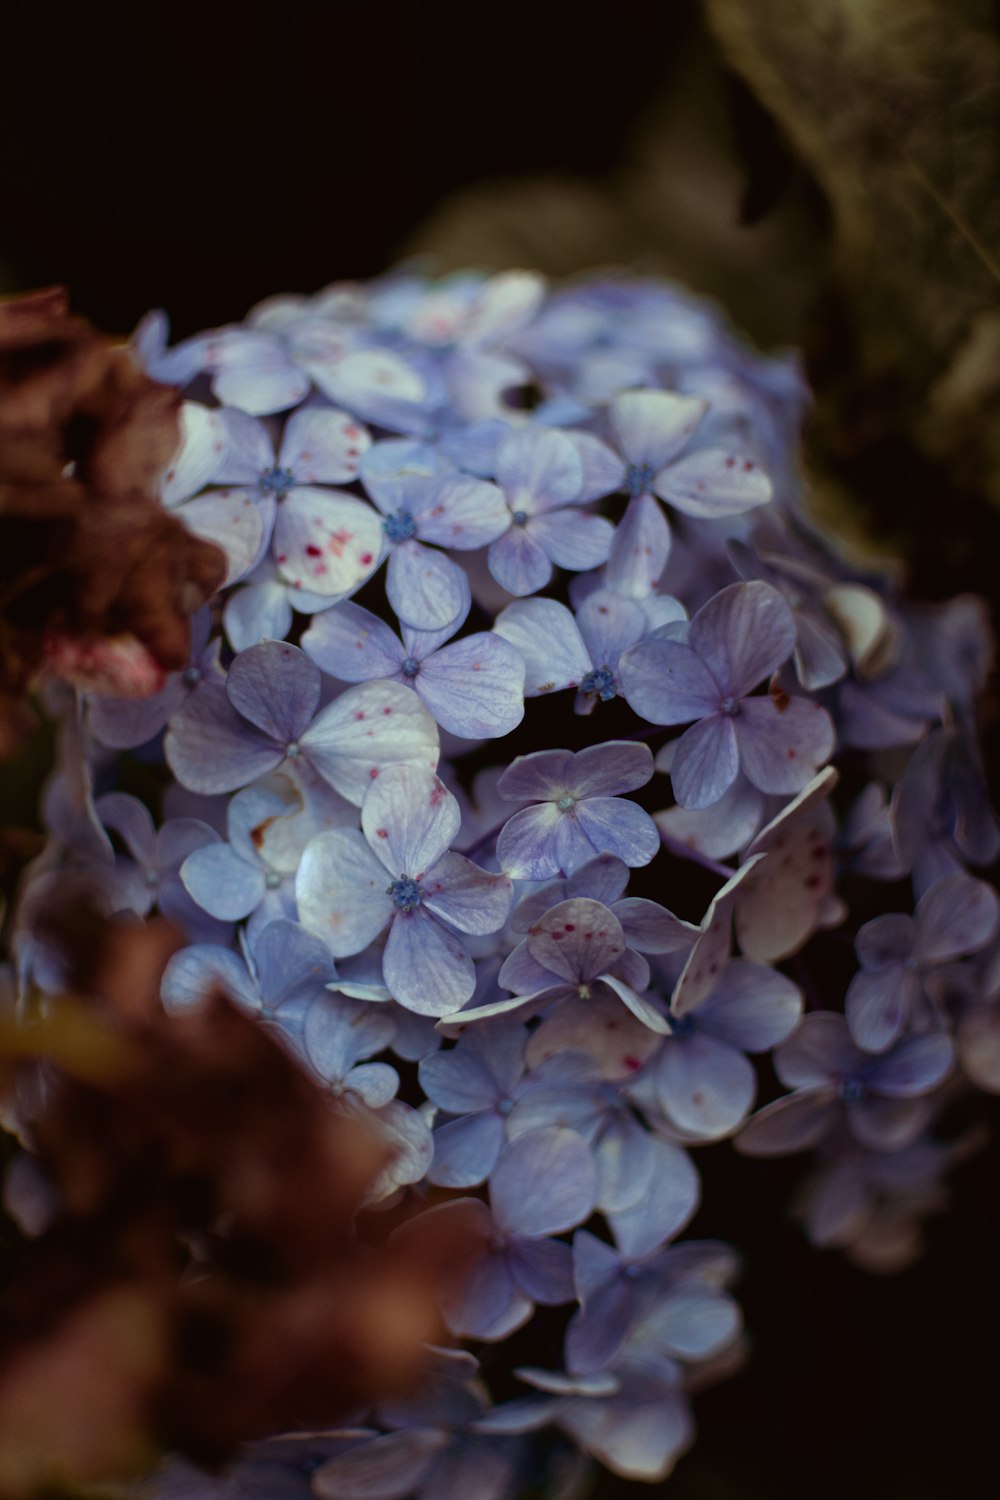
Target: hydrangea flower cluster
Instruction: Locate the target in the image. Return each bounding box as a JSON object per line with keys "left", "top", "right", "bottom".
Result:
{"left": 14, "top": 268, "right": 1000, "bottom": 1495}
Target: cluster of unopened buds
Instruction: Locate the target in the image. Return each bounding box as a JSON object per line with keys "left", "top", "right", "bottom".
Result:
{"left": 14, "top": 269, "right": 1000, "bottom": 1494}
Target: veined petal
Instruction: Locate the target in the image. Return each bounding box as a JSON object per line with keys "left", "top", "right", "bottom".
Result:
{"left": 495, "top": 426, "right": 583, "bottom": 512}
{"left": 735, "top": 695, "right": 835, "bottom": 796}
{"left": 415, "top": 475, "right": 509, "bottom": 549}
{"left": 494, "top": 598, "right": 591, "bottom": 696}
{"left": 687, "top": 581, "right": 795, "bottom": 698}
{"left": 527, "top": 898, "right": 626, "bottom": 984}
{"left": 496, "top": 802, "right": 564, "bottom": 880}
{"left": 607, "top": 1136, "right": 700, "bottom": 1257}
{"left": 529, "top": 508, "right": 614, "bottom": 571}
{"left": 619, "top": 632, "right": 720, "bottom": 725}
{"left": 609, "top": 389, "right": 707, "bottom": 470}
{"left": 274, "top": 487, "right": 382, "bottom": 596}
{"left": 605, "top": 494, "right": 671, "bottom": 599}
{"left": 654, "top": 448, "right": 772, "bottom": 518}
{"left": 574, "top": 798, "right": 659, "bottom": 870}
{"left": 576, "top": 590, "right": 647, "bottom": 674}
{"left": 491, "top": 1127, "right": 597, "bottom": 1237}
{"left": 301, "top": 679, "right": 439, "bottom": 804}
{"left": 416, "top": 633, "right": 525, "bottom": 739}
{"left": 422, "top": 852, "right": 513, "bottom": 935}
{"left": 487, "top": 526, "right": 553, "bottom": 596}
{"left": 387, "top": 539, "right": 469, "bottom": 631}
{"left": 279, "top": 406, "right": 371, "bottom": 484}
{"left": 295, "top": 828, "right": 394, "bottom": 956}
{"left": 670, "top": 716, "right": 740, "bottom": 810}
{"left": 655, "top": 1031, "right": 756, "bottom": 1138}
{"left": 361, "top": 766, "right": 460, "bottom": 878}
{"left": 180, "top": 842, "right": 264, "bottom": 921}
{"left": 165, "top": 683, "right": 283, "bottom": 794}
{"left": 301, "top": 603, "right": 405, "bottom": 682}
{"left": 226, "top": 640, "right": 320, "bottom": 742}
{"left": 384, "top": 908, "right": 475, "bottom": 1016}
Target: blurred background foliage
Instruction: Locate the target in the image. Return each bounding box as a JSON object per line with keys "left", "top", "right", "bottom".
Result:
{"left": 1, "top": 1, "right": 999, "bottom": 1496}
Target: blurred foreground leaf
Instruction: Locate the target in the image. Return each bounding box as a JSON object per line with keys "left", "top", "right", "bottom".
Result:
{"left": 705, "top": 0, "right": 1000, "bottom": 503}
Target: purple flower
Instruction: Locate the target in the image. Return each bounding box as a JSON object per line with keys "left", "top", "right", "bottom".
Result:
{"left": 178, "top": 783, "right": 299, "bottom": 942}
{"left": 300, "top": 587, "right": 525, "bottom": 740}
{"left": 295, "top": 991, "right": 399, "bottom": 1108}
{"left": 96, "top": 791, "right": 227, "bottom": 945}
{"left": 600, "top": 389, "right": 773, "bottom": 599}
{"left": 566, "top": 1234, "right": 738, "bottom": 1380}
{"left": 495, "top": 742, "right": 658, "bottom": 879}
{"left": 160, "top": 917, "right": 338, "bottom": 1023}
{"left": 419, "top": 1020, "right": 529, "bottom": 1187}
{"left": 890, "top": 727, "right": 1000, "bottom": 895}
{"left": 403, "top": 1127, "right": 597, "bottom": 1341}
{"left": 165, "top": 639, "right": 439, "bottom": 799}
{"left": 646, "top": 960, "right": 803, "bottom": 1140}
{"left": 493, "top": 589, "right": 684, "bottom": 708}
{"left": 511, "top": 852, "right": 698, "bottom": 958}
{"left": 486, "top": 427, "right": 614, "bottom": 595}
{"left": 208, "top": 404, "right": 382, "bottom": 598}
{"left": 360, "top": 439, "right": 509, "bottom": 629}
{"left": 295, "top": 766, "right": 512, "bottom": 1016}
{"left": 159, "top": 402, "right": 266, "bottom": 585}
{"left": 620, "top": 581, "right": 835, "bottom": 808}
{"left": 737, "top": 1012, "right": 955, "bottom": 1156}
{"left": 845, "top": 871, "right": 999, "bottom": 1052}
{"left": 454, "top": 896, "right": 668, "bottom": 1035}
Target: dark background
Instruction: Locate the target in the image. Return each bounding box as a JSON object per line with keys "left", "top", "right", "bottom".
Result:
{"left": 2, "top": 2, "right": 998, "bottom": 1495}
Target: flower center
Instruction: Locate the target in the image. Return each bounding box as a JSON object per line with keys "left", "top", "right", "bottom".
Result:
{"left": 182, "top": 665, "right": 201, "bottom": 688}
{"left": 838, "top": 1077, "right": 866, "bottom": 1103}
{"left": 401, "top": 657, "right": 420, "bottom": 679}
{"left": 143, "top": 867, "right": 159, "bottom": 889}
{"left": 580, "top": 665, "right": 617, "bottom": 702}
{"left": 388, "top": 875, "right": 422, "bottom": 912}
{"left": 625, "top": 462, "right": 656, "bottom": 498}
{"left": 265, "top": 871, "right": 282, "bottom": 890}
{"left": 259, "top": 465, "right": 297, "bottom": 497}
{"left": 285, "top": 741, "right": 301, "bottom": 758}
{"left": 511, "top": 509, "right": 529, "bottom": 526}
{"left": 384, "top": 508, "right": 418, "bottom": 542}
{"left": 669, "top": 1013, "right": 695, "bottom": 1038}
{"left": 557, "top": 793, "right": 576, "bottom": 813}
{"left": 720, "top": 696, "right": 741, "bottom": 717}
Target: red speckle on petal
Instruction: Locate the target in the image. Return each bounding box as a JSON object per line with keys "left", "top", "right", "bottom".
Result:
{"left": 787, "top": 748, "right": 797, "bottom": 758}
{"left": 552, "top": 931, "right": 565, "bottom": 941}
{"left": 306, "top": 545, "right": 322, "bottom": 557}
{"left": 369, "top": 768, "right": 379, "bottom": 778}
{"left": 277, "top": 554, "right": 287, "bottom": 563}
{"left": 725, "top": 457, "right": 735, "bottom": 469}
{"left": 564, "top": 923, "right": 575, "bottom": 932}
{"left": 622, "top": 1055, "right": 642, "bottom": 1072}
{"left": 360, "top": 552, "right": 374, "bottom": 565}
{"left": 743, "top": 461, "right": 754, "bottom": 472}
{"left": 382, "top": 705, "right": 393, "bottom": 715}
{"left": 376, "top": 828, "right": 388, "bottom": 838}
{"left": 355, "top": 711, "right": 365, "bottom": 720}
{"left": 329, "top": 529, "right": 353, "bottom": 557}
